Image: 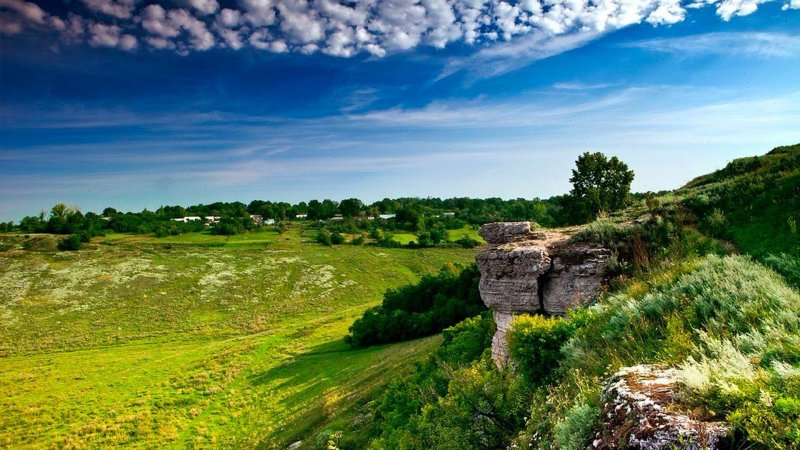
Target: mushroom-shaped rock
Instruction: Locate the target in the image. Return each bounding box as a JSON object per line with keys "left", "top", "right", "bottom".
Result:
{"left": 476, "top": 222, "right": 610, "bottom": 366}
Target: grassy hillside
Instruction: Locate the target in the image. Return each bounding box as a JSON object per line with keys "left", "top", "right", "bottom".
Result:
{"left": 678, "top": 143, "right": 799, "bottom": 257}
{"left": 346, "top": 144, "right": 800, "bottom": 449}
{"left": 0, "top": 226, "right": 477, "bottom": 448}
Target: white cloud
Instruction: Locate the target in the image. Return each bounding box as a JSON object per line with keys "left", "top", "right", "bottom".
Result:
{"left": 88, "top": 22, "right": 137, "bottom": 50}
{"left": 0, "top": 0, "right": 46, "bottom": 35}
{"left": 624, "top": 32, "right": 800, "bottom": 58}
{"left": 276, "top": 0, "right": 324, "bottom": 44}
{"left": 141, "top": 5, "right": 215, "bottom": 51}
{"left": 646, "top": 0, "right": 686, "bottom": 24}
{"left": 80, "top": 0, "right": 138, "bottom": 19}
{"left": 715, "top": 0, "right": 773, "bottom": 20}
{"left": 0, "top": 0, "right": 45, "bottom": 23}
{"left": 6, "top": 0, "right": 798, "bottom": 76}
{"left": 185, "top": 0, "right": 218, "bottom": 16}
{"left": 216, "top": 8, "right": 241, "bottom": 28}
{"left": 240, "top": 0, "right": 277, "bottom": 26}
{"left": 440, "top": 28, "right": 605, "bottom": 80}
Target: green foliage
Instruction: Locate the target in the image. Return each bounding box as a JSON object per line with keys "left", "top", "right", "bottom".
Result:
{"left": 316, "top": 229, "right": 332, "bottom": 246}
{"left": 345, "top": 264, "right": 485, "bottom": 347}
{"left": 508, "top": 314, "right": 580, "bottom": 384}
{"left": 338, "top": 198, "right": 364, "bottom": 218}
{"left": 57, "top": 234, "right": 82, "bottom": 251}
{"left": 763, "top": 253, "right": 800, "bottom": 288}
{"left": 12, "top": 195, "right": 575, "bottom": 239}
{"left": 367, "top": 313, "right": 531, "bottom": 450}
{"left": 567, "top": 152, "right": 635, "bottom": 223}
{"left": 553, "top": 403, "right": 599, "bottom": 450}
{"left": 437, "top": 313, "right": 495, "bottom": 366}
{"left": 679, "top": 143, "right": 800, "bottom": 257}
{"left": 330, "top": 231, "right": 345, "bottom": 245}
{"left": 455, "top": 236, "right": 481, "bottom": 248}
{"left": 700, "top": 208, "right": 729, "bottom": 239}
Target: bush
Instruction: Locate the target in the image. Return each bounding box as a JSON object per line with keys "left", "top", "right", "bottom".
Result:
{"left": 455, "top": 236, "right": 481, "bottom": 248}
{"left": 316, "top": 230, "right": 332, "bottom": 246}
{"left": 345, "top": 264, "right": 485, "bottom": 347}
{"left": 437, "top": 312, "right": 494, "bottom": 366}
{"left": 553, "top": 403, "right": 599, "bottom": 450}
{"left": 508, "top": 314, "right": 581, "bottom": 384}
{"left": 701, "top": 208, "right": 729, "bottom": 239}
{"left": 572, "top": 220, "right": 632, "bottom": 250}
{"left": 57, "top": 234, "right": 82, "bottom": 251}
{"left": 763, "top": 253, "right": 800, "bottom": 288}
{"left": 350, "top": 234, "right": 365, "bottom": 245}
{"left": 330, "top": 231, "right": 345, "bottom": 245}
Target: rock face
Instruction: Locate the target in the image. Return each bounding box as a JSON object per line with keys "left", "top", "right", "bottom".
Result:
{"left": 476, "top": 222, "right": 610, "bottom": 365}
{"left": 594, "top": 365, "right": 729, "bottom": 450}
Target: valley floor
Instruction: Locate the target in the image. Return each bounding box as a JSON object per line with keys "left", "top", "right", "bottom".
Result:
{"left": 0, "top": 227, "right": 476, "bottom": 448}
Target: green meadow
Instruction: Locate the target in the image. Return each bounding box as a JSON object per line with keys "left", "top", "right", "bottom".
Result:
{"left": 0, "top": 226, "right": 477, "bottom": 448}
{"left": 387, "top": 226, "right": 485, "bottom": 245}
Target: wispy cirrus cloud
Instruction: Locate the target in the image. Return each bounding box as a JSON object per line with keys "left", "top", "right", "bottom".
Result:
{"left": 439, "top": 29, "right": 605, "bottom": 81}
{"left": 624, "top": 32, "right": 800, "bottom": 58}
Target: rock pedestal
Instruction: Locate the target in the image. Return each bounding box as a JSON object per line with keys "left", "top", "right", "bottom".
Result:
{"left": 475, "top": 222, "right": 610, "bottom": 366}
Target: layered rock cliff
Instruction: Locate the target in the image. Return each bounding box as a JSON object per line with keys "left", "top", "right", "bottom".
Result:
{"left": 476, "top": 222, "right": 610, "bottom": 364}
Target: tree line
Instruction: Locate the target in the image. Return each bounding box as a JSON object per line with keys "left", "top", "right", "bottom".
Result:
{"left": 6, "top": 151, "right": 639, "bottom": 240}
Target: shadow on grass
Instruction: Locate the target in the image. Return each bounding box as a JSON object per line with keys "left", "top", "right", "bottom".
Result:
{"left": 249, "top": 337, "right": 433, "bottom": 448}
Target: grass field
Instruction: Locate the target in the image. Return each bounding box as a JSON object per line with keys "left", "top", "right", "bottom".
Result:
{"left": 444, "top": 226, "right": 483, "bottom": 243}
{"left": 0, "top": 226, "right": 477, "bottom": 448}
{"left": 388, "top": 232, "right": 418, "bottom": 245}
{"left": 387, "top": 226, "right": 485, "bottom": 245}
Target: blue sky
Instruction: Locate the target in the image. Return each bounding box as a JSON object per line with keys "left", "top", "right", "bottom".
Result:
{"left": 1, "top": 0, "right": 799, "bottom": 221}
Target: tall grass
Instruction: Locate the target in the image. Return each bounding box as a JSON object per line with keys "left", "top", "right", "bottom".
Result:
{"left": 509, "top": 255, "right": 800, "bottom": 449}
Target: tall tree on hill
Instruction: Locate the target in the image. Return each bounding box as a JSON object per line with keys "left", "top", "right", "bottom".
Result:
{"left": 568, "top": 152, "right": 635, "bottom": 223}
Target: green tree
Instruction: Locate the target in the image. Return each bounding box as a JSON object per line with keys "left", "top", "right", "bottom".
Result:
{"left": 568, "top": 152, "right": 634, "bottom": 223}
{"left": 338, "top": 198, "right": 364, "bottom": 218}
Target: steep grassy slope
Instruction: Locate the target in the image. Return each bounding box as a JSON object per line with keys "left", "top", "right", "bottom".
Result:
{"left": 679, "top": 143, "right": 799, "bottom": 257}
{"left": 0, "top": 226, "right": 477, "bottom": 448}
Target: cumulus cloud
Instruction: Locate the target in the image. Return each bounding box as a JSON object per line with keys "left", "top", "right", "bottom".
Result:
{"left": 80, "top": 0, "right": 139, "bottom": 19}
{"left": 783, "top": 0, "right": 799, "bottom": 9}
{"left": 185, "top": 0, "right": 218, "bottom": 16}
{"left": 3, "top": 0, "right": 797, "bottom": 76}
{"left": 141, "top": 4, "right": 214, "bottom": 50}
{"left": 88, "top": 22, "right": 138, "bottom": 50}
{"left": 0, "top": 0, "right": 46, "bottom": 34}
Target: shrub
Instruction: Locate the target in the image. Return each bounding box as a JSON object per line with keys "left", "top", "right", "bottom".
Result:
{"left": 350, "top": 234, "right": 365, "bottom": 245}
{"left": 316, "top": 230, "right": 332, "bottom": 246}
{"left": 330, "top": 231, "right": 345, "bottom": 245}
{"left": 763, "top": 253, "right": 800, "bottom": 288}
{"left": 346, "top": 264, "right": 484, "bottom": 347}
{"left": 553, "top": 403, "right": 599, "bottom": 450}
{"left": 508, "top": 314, "right": 579, "bottom": 384}
{"left": 455, "top": 236, "right": 481, "bottom": 248}
{"left": 701, "top": 208, "right": 729, "bottom": 238}
{"left": 57, "top": 234, "right": 82, "bottom": 251}
{"left": 437, "top": 312, "right": 494, "bottom": 366}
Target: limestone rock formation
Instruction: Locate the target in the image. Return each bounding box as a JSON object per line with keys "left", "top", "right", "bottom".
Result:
{"left": 475, "top": 222, "right": 610, "bottom": 365}
{"left": 594, "top": 365, "right": 729, "bottom": 450}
